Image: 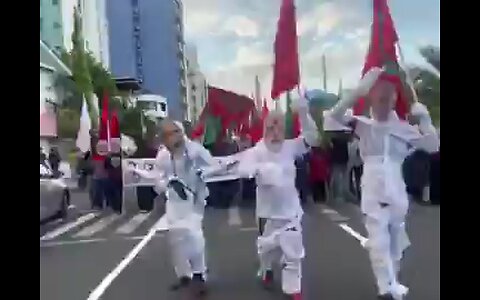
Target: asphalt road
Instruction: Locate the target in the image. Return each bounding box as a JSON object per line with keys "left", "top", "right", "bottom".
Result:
{"left": 40, "top": 198, "right": 440, "bottom": 300}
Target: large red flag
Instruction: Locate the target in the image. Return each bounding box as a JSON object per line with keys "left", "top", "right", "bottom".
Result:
{"left": 353, "top": 0, "right": 409, "bottom": 119}
{"left": 271, "top": 0, "right": 300, "bottom": 100}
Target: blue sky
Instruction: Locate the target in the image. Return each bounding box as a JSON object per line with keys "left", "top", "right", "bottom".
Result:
{"left": 183, "top": 0, "right": 440, "bottom": 101}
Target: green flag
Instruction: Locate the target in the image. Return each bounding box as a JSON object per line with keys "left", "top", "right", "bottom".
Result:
{"left": 203, "top": 115, "right": 222, "bottom": 146}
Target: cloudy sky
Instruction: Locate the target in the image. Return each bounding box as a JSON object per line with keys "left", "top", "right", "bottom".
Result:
{"left": 183, "top": 0, "right": 440, "bottom": 103}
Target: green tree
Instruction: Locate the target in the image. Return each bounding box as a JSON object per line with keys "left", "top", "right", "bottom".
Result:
{"left": 57, "top": 108, "right": 80, "bottom": 139}
{"left": 420, "top": 46, "right": 440, "bottom": 73}
{"left": 413, "top": 69, "right": 440, "bottom": 126}
{"left": 70, "top": 6, "right": 98, "bottom": 129}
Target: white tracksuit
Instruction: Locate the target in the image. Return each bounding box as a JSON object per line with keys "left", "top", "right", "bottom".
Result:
{"left": 238, "top": 109, "right": 318, "bottom": 295}
{"left": 153, "top": 140, "right": 220, "bottom": 279}
{"left": 325, "top": 104, "right": 439, "bottom": 298}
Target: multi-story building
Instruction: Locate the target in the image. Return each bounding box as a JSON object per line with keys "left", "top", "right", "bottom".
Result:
{"left": 40, "top": 40, "right": 72, "bottom": 152}
{"left": 185, "top": 44, "right": 208, "bottom": 123}
{"left": 40, "top": 0, "right": 109, "bottom": 67}
{"left": 40, "top": 0, "right": 64, "bottom": 52}
{"left": 61, "top": 0, "right": 110, "bottom": 68}
{"left": 107, "top": 0, "right": 187, "bottom": 121}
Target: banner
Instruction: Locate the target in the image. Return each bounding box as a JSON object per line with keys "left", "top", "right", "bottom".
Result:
{"left": 122, "top": 159, "right": 157, "bottom": 187}
{"left": 122, "top": 153, "right": 246, "bottom": 187}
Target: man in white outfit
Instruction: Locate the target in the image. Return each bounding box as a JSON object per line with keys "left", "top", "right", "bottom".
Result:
{"left": 324, "top": 67, "right": 439, "bottom": 300}
{"left": 237, "top": 95, "right": 319, "bottom": 300}
{"left": 134, "top": 119, "right": 226, "bottom": 296}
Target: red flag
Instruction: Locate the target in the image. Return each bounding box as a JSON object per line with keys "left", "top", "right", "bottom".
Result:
{"left": 353, "top": 0, "right": 409, "bottom": 119}
{"left": 110, "top": 111, "right": 120, "bottom": 138}
{"left": 95, "top": 91, "right": 111, "bottom": 159}
{"left": 99, "top": 91, "right": 110, "bottom": 140}
{"left": 271, "top": 0, "right": 300, "bottom": 100}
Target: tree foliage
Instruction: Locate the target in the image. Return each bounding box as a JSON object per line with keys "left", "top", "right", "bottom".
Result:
{"left": 70, "top": 6, "right": 98, "bottom": 129}
{"left": 420, "top": 46, "right": 440, "bottom": 73}
{"left": 57, "top": 108, "right": 80, "bottom": 139}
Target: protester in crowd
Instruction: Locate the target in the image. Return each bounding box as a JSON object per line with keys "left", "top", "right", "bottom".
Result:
{"left": 40, "top": 147, "right": 48, "bottom": 167}
{"left": 329, "top": 133, "right": 349, "bottom": 203}
{"left": 295, "top": 153, "right": 310, "bottom": 206}
{"left": 309, "top": 146, "right": 331, "bottom": 203}
{"left": 48, "top": 147, "right": 61, "bottom": 173}
{"left": 77, "top": 151, "right": 92, "bottom": 191}
{"left": 104, "top": 151, "right": 123, "bottom": 214}
{"left": 348, "top": 137, "right": 363, "bottom": 203}
{"left": 324, "top": 67, "right": 439, "bottom": 300}
{"left": 89, "top": 129, "right": 110, "bottom": 210}
{"left": 237, "top": 95, "right": 319, "bottom": 300}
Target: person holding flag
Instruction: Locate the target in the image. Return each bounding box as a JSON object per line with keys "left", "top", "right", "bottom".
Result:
{"left": 324, "top": 67, "right": 439, "bottom": 299}
{"left": 323, "top": 1, "right": 439, "bottom": 298}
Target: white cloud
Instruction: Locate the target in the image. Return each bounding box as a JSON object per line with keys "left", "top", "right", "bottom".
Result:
{"left": 232, "top": 45, "right": 272, "bottom": 67}
{"left": 224, "top": 16, "right": 259, "bottom": 37}
{"left": 185, "top": 11, "right": 221, "bottom": 36}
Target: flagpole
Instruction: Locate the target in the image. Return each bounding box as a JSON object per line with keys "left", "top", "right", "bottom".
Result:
{"left": 107, "top": 119, "right": 111, "bottom": 152}
{"left": 322, "top": 54, "right": 327, "bottom": 91}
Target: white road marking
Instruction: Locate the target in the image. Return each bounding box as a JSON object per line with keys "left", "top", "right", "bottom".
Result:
{"left": 40, "top": 238, "right": 107, "bottom": 247}
{"left": 228, "top": 206, "right": 242, "bottom": 226}
{"left": 322, "top": 208, "right": 339, "bottom": 215}
{"left": 74, "top": 214, "right": 121, "bottom": 238}
{"left": 40, "top": 213, "right": 97, "bottom": 241}
{"left": 40, "top": 235, "right": 164, "bottom": 248}
{"left": 338, "top": 223, "right": 368, "bottom": 247}
{"left": 86, "top": 220, "right": 159, "bottom": 300}
{"left": 116, "top": 212, "right": 152, "bottom": 235}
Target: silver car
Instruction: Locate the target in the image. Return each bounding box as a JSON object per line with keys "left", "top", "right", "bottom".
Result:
{"left": 40, "top": 163, "right": 70, "bottom": 222}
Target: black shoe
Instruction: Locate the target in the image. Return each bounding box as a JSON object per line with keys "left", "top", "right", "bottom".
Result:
{"left": 378, "top": 294, "right": 394, "bottom": 300}
{"left": 190, "top": 273, "right": 207, "bottom": 296}
{"left": 170, "top": 276, "right": 191, "bottom": 291}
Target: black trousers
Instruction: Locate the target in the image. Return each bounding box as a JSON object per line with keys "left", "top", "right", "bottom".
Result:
{"left": 352, "top": 165, "right": 363, "bottom": 202}
{"left": 136, "top": 186, "right": 157, "bottom": 211}
{"left": 311, "top": 181, "right": 327, "bottom": 203}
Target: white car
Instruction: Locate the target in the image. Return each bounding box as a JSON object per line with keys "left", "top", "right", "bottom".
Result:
{"left": 40, "top": 163, "right": 70, "bottom": 223}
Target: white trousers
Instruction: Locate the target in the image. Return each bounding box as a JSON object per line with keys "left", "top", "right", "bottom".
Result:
{"left": 167, "top": 227, "right": 206, "bottom": 279}
{"left": 364, "top": 205, "right": 410, "bottom": 298}
{"left": 257, "top": 218, "right": 304, "bottom": 295}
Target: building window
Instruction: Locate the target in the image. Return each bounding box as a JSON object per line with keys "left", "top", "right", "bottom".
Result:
{"left": 52, "top": 0, "right": 58, "bottom": 5}
{"left": 160, "top": 103, "right": 166, "bottom": 112}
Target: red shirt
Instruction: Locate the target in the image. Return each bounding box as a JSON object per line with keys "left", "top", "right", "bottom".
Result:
{"left": 309, "top": 149, "right": 331, "bottom": 183}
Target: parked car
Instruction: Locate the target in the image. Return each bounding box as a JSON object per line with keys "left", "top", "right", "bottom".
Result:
{"left": 40, "top": 163, "right": 70, "bottom": 223}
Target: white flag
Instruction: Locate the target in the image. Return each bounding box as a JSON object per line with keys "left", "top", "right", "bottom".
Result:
{"left": 76, "top": 97, "right": 92, "bottom": 152}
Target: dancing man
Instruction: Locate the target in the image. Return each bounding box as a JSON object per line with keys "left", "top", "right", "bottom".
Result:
{"left": 132, "top": 119, "right": 227, "bottom": 297}
{"left": 324, "top": 67, "right": 440, "bottom": 300}
{"left": 237, "top": 95, "right": 319, "bottom": 300}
